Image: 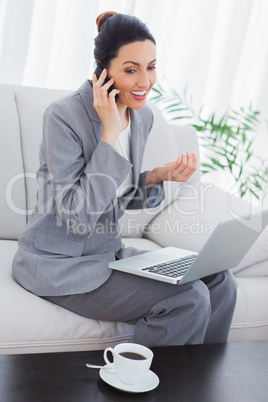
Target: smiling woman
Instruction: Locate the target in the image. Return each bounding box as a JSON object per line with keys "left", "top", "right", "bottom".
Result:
{"left": 12, "top": 11, "right": 237, "bottom": 348}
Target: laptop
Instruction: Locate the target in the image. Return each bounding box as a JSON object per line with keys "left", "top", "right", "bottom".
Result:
{"left": 109, "top": 209, "right": 268, "bottom": 285}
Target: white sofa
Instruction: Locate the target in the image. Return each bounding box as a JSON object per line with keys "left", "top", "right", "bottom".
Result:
{"left": 1, "top": 83, "right": 268, "bottom": 355}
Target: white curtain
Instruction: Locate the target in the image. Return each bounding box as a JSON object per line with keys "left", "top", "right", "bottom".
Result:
{"left": 0, "top": 0, "right": 267, "bottom": 155}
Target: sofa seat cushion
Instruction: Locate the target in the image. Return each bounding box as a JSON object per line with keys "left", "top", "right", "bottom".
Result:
{"left": 0, "top": 240, "right": 135, "bottom": 354}
{"left": 1, "top": 239, "right": 268, "bottom": 353}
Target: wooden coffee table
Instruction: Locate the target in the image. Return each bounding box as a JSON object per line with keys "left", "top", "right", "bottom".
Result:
{"left": 1, "top": 341, "right": 268, "bottom": 401}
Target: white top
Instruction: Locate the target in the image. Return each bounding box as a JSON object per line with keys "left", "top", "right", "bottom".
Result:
{"left": 115, "top": 118, "right": 133, "bottom": 197}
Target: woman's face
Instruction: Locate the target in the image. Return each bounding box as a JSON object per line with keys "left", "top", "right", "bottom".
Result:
{"left": 107, "top": 39, "right": 157, "bottom": 111}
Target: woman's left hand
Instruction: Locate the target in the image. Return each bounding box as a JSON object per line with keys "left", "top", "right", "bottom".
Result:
{"left": 146, "top": 152, "right": 197, "bottom": 187}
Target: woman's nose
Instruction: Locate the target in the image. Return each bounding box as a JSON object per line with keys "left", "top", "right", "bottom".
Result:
{"left": 138, "top": 71, "right": 150, "bottom": 88}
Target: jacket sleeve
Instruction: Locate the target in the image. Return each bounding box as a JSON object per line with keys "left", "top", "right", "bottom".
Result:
{"left": 122, "top": 171, "right": 165, "bottom": 210}
{"left": 42, "top": 101, "right": 131, "bottom": 235}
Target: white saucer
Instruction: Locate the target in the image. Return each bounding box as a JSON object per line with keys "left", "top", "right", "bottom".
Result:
{"left": 99, "top": 364, "right": 159, "bottom": 393}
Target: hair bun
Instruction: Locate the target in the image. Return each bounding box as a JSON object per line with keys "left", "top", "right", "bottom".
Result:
{"left": 96, "top": 11, "right": 117, "bottom": 33}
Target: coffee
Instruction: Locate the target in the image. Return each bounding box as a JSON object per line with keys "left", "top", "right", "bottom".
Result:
{"left": 104, "top": 343, "right": 153, "bottom": 384}
{"left": 119, "top": 352, "right": 146, "bottom": 360}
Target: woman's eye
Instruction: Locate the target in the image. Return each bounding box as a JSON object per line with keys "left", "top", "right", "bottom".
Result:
{"left": 125, "top": 66, "right": 156, "bottom": 74}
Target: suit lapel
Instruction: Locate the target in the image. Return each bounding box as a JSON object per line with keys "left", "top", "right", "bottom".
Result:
{"left": 117, "top": 110, "right": 146, "bottom": 214}
{"left": 129, "top": 109, "right": 145, "bottom": 186}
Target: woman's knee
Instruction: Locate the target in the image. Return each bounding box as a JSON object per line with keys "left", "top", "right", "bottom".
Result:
{"left": 204, "top": 270, "right": 237, "bottom": 298}
{"left": 190, "top": 280, "right": 211, "bottom": 314}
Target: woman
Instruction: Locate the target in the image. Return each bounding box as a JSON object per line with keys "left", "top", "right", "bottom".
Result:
{"left": 12, "top": 12, "right": 237, "bottom": 346}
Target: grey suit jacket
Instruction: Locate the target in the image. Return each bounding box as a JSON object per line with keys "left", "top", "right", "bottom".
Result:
{"left": 12, "top": 80, "right": 165, "bottom": 296}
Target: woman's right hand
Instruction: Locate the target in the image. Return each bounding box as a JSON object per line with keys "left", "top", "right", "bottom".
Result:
{"left": 92, "top": 69, "right": 121, "bottom": 147}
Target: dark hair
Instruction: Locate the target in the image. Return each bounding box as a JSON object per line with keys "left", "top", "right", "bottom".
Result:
{"left": 94, "top": 12, "right": 156, "bottom": 68}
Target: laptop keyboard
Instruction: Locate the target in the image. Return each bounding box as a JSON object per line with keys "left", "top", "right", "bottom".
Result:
{"left": 142, "top": 254, "right": 197, "bottom": 278}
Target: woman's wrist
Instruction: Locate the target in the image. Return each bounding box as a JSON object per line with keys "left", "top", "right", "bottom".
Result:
{"left": 146, "top": 169, "right": 161, "bottom": 188}
{"left": 100, "top": 129, "right": 120, "bottom": 148}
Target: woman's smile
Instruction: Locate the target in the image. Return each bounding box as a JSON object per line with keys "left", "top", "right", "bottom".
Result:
{"left": 130, "top": 89, "right": 148, "bottom": 100}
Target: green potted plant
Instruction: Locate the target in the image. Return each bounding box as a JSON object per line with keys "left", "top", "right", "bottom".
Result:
{"left": 150, "top": 82, "right": 268, "bottom": 202}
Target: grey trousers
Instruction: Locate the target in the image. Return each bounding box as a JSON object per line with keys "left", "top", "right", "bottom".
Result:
{"left": 44, "top": 270, "right": 237, "bottom": 347}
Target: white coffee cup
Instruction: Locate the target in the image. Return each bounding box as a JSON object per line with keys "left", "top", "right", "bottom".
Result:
{"left": 103, "top": 342, "right": 153, "bottom": 384}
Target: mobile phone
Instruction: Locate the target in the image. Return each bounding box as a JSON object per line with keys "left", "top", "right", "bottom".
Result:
{"left": 94, "top": 64, "right": 119, "bottom": 102}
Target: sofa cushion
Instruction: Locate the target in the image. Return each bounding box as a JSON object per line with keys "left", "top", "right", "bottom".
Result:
{"left": 143, "top": 181, "right": 261, "bottom": 252}
{"left": 234, "top": 257, "right": 268, "bottom": 277}
{"left": 119, "top": 103, "right": 201, "bottom": 239}
{"left": 231, "top": 225, "right": 268, "bottom": 274}
{"left": 0, "top": 238, "right": 159, "bottom": 354}
{"left": 142, "top": 102, "right": 178, "bottom": 171}
{"left": 1, "top": 239, "right": 268, "bottom": 352}
{"left": 14, "top": 86, "right": 70, "bottom": 216}
{"left": 118, "top": 102, "right": 180, "bottom": 238}
{"left": 0, "top": 86, "right": 27, "bottom": 239}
